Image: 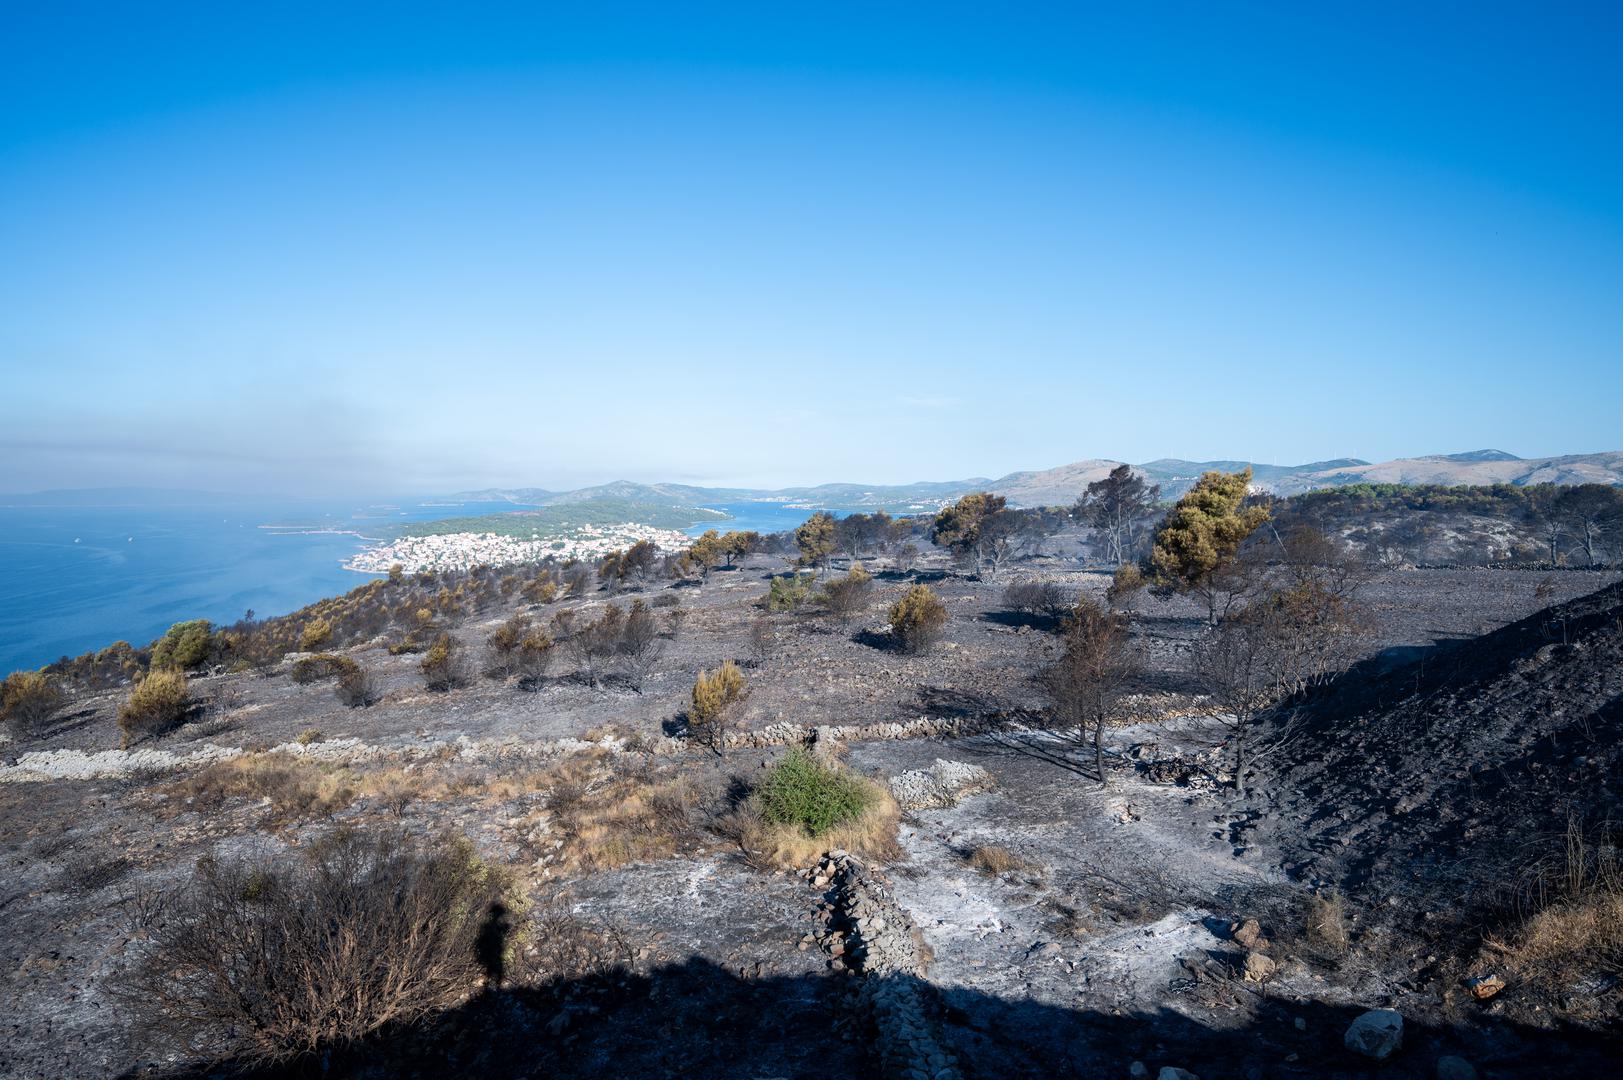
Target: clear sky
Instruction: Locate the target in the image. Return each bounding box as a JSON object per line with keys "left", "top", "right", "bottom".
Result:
{"left": 3, "top": 2, "right": 1620, "bottom": 495}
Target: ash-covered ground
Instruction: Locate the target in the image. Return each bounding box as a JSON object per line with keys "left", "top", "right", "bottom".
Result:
{"left": 2, "top": 544, "right": 1618, "bottom": 1079}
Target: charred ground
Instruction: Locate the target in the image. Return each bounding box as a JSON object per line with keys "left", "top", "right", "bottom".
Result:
{"left": 2, "top": 516, "right": 1619, "bottom": 1078}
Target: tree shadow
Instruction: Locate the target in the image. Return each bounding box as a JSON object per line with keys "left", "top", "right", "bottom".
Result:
{"left": 36, "top": 705, "right": 101, "bottom": 740}
{"left": 963, "top": 725, "right": 1099, "bottom": 779}
{"left": 915, "top": 685, "right": 1003, "bottom": 718}
{"left": 982, "top": 609, "right": 1065, "bottom": 633}
{"left": 852, "top": 628, "right": 899, "bottom": 651}
{"left": 125, "top": 956, "right": 1617, "bottom": 1079}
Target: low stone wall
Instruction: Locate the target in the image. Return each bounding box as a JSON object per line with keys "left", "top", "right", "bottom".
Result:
{"left": 804, "top": 851, "right": 961, "bottom": 1080}
{"left": 2, "top": 690, "right": 1211, "bottom": 783}
{"left": 722, "top": 691, "right": 1209, "bottom": 750}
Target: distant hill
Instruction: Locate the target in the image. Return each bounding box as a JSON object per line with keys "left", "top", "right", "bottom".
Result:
{"left": 450, "top": 478, "right": 992, "bottom": 514}
{"left": 437, "top": 449, "right": 1623, "bottom": 522}
{"left": 400, "top": 498, "right": 727, "bottom": 537}
{"left": 991, "top": 451, "right": 1623, "bottom": 504}
{"left": 1272, "top": 451, "right": 1623, "bottom": 495}
{"left": 1437, "top": 449, "right": 1522, "bottom": 462}
{"left": 985, "top": 459, "right": 1121, "bottom": 507}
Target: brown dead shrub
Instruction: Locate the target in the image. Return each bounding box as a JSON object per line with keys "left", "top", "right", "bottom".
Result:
{"left": 119, "top": 829, "right": 505, "bottom": 1066}
{"left": 291, "top": 653, "right": 358, "bottom": 685}
{"left": 421, "top": 633, "right": 469, "bottom": 692}
{"left": 335, "top": 664, "right": 379, "bottom": 707}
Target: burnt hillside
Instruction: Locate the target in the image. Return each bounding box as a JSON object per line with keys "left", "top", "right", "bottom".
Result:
{"left": 1265, "top": 580, "right": 1623, "bottom": 906}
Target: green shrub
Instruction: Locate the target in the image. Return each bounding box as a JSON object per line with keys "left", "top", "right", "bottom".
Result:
{"left": 764, "top": 572, "right": 817, "bottom": 613}
{"left": 760, "top": 748, "right": 874, "bottom": 837}
{"left": 1, "top": 671, "right": 66, "bottom": 738}
{"left": 150, "top": 620, "right": 215, "bottom": 671}
{"left": 290, "top": 654, "right": 359, "bottom": 685}
{"left": 889, "top": 585, "right": 948, "bottom": 653}
{"left": 299, "top": 617, "right": 334, "bottom": 651}
{"left": 119, "top": 670, "right": 191, "bottom": 747}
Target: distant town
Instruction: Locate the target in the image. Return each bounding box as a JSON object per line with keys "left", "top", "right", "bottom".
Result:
{"left": 345, "top": 521, "right": 694, "bottom": 574}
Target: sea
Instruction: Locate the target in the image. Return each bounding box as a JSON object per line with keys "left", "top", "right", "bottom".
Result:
{"left": 0, "top": 498, "right": 842, "bottom": 675}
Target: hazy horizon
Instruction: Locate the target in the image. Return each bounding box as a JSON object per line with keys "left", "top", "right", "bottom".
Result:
{"left": 5, "top": 5, "right": 1621, "bottom": 495}
{"left": 3, "top": 443, "right": 1621, "bottom": 503}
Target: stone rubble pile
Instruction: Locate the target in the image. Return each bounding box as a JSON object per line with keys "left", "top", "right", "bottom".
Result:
{"left": 888, "top": 759, "right": 994, "bottom": 810}
{"left": 801, "top": 850, "right": 962, "bottom": 1080}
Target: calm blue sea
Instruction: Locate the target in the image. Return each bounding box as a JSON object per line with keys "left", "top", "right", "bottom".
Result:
{"left": 683, "top": 501, "right": 846, "bottom": 538}
{"left": 0, "top": 498, "right": 841, "bottom": 674}
{"left": 0, "top": 499, "right": 527, "bottom": 674}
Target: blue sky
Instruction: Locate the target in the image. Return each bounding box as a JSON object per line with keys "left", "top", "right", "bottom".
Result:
{"left": 2, "top": 2, "right": 1620, "bottom": 494}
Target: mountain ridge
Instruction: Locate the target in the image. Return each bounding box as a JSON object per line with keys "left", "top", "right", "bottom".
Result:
{"left": 446, "top": 449, "right": 1623, "bottom": 511}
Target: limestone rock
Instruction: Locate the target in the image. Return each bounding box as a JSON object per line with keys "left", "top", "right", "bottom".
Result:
{"left": 890, "top": 759, "right": 994, "bottom": 810}
{"left": 1344, "top": 1009, "right": 1404, "bottom": 1060}
{"left": 1230, "top": 918, "right": 1263, "bottom": 948}
{"left": 1242, "top": 951, "right": 1276, "bottom": 982}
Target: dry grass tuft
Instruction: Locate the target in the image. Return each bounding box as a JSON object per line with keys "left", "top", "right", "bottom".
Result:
{"left": 1485, "top": 816, "right": 1623, "bottom": 1010}
{"left": 167, "top": 753, "right": 358, "bottom": 824}
{"left": 1305, "top": 889, "right": 1350, "bottom": 958}
{"left": 1499, "top": 891, "right": 1623, "bottom": 980}
{"left": 964, "top": 843, "right": 1037, "bottom": 877}
{"left": 505, "top": 757, "right": 712, "bottom": 876}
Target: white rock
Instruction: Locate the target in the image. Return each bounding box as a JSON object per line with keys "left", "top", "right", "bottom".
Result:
{"left": 1344, "top": 1009, "right": 1404, "bottom": 1061}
